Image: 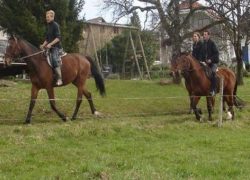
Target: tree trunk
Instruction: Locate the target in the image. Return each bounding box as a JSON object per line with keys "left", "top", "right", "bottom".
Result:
{"left": 236, "top": 51, "right": 244, "bottom": 85}
{"left": 234, "top": 41, "right": 244, "bottom": 85}
{"left": 171, "top": 36, "right": 182, "bottom": 84}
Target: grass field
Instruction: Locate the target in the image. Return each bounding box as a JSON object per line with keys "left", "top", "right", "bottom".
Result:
{"left": 0, "top": 78, "right": 250, "bottom": 179}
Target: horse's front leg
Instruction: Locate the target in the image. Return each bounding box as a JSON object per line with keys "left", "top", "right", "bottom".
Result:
{"left": 71, "top": 87, "right": 83, "bottom": 120}
{"left": 46, "top": 87, "right": 67, "bottom": 121}
{"left": 188, "top": 95, "right": 193, "bottom": 114}
{"left": 225, "top": 95, "right": 234, "bottom": 120}
{"left": 206, "top": 96, "right": 213, "bottom": 121}
{"left": 191, "top": 96, "right": 202, "bottom": 121}
{"left": 25, "top": 85, "right": 39, "bottom": 124}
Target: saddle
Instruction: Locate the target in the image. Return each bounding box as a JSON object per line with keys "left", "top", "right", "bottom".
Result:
{"left": 45, "top": 49, "right": 67, "bottom": 68}
{"left": 200, "top": 62, "right": 220, "bottom": 92}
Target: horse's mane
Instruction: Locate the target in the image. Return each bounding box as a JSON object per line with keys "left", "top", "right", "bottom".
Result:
{"left": 9, "top": 35, "right": 39, "bottom": 52}
{"left": 180, "top": 51, "right": 190, "bottom": 56}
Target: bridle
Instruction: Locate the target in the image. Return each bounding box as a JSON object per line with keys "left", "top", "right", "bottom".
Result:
{"left": 174, "top": 55, "right": 203, "bottom": 74}
{"left": 5, "top": 38, "right": 45, "bottom": 63}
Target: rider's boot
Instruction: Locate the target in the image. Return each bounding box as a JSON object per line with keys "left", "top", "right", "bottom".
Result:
{"left": 55, "top": 67, "right": 63, "bottom": 86}
{"left": 210, "top": 75, "right": 216, "bottom": 96}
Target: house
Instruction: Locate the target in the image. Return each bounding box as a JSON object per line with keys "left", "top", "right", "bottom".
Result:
{"left": 79, "top": 17, "right": 138, "bottom": 57}
{"left": 0, "top": 30, "right": 8, "bottom": 62}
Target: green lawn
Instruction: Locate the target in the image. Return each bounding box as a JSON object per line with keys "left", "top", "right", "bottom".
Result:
{"left": 0, "top": 78, "right": 250, "bottom": 179}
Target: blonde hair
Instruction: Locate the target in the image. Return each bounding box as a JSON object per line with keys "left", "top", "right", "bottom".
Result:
{"left": 46, "top": 10, "right": 55, "bottom": 18}
{"left": 193, "top": 32, "right": 201, "bottom": 39}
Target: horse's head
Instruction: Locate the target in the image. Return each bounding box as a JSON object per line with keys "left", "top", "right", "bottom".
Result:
{"left": 4, "top": 36, "right": 22, "bottom": 66}
{"left": 171, "top": 52, "right": 191, "bottom": 78}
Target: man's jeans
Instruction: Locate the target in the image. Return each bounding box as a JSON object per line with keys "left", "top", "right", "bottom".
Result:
{"left": 50, "top": 47, "right": 61, "bottom": 68}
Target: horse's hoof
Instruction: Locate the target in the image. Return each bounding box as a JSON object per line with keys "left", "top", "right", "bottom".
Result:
{"left": 189, "top": 109, "right": 194, "bottom": 114}
{"left": 62, "top": 116, "right": 68, "bottom": 122}
{"left": 94, "top": 111, "right": 102, "bottom": 117}
{"left": 226, "top": 112, "right": 233, "bottom": 120}
{"left": 196, "top": 116, "right": 201, "bottom": 121}
{"left": 24, "top": 121, "right": 31, "bottom": 125}
{"left": 198, "top": 116, "right": 205, "bottom": 123}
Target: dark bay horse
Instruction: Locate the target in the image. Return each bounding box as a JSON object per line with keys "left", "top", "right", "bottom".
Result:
{"left": 171, "top": 53, "right": 242, "bottom": 121}
{"left": 4, "top": 36, "right": 105, "bottom": 124}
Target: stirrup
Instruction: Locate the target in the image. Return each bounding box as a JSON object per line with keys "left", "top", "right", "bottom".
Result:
{"left": 56, "top": 79, "right": 63, "bottom": 86}
{"left": 210, "top": 90, "right": 215, "bottom": 96}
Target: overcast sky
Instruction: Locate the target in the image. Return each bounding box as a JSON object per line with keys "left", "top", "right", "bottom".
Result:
{"left": 81, "top": 0, "right": 206, "bottom": 24}
{"left": 81, "top": 0, "right": 117, "bottom": 22}
{"left": 81, "top": 0, "right": 143, "bottom": 24}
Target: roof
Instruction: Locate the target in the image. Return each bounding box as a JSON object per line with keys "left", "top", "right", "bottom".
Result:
{"left": 179, "top": 0, "right": 220, "bottom": 20}
{"left": 179, "top": 0, "right": 202, "bottom": 10}
{"left": 87, "top": 17, "right": 106, "bottom": 23}
{"left": 84, "top": 17, "right": 139, "bottom": 30}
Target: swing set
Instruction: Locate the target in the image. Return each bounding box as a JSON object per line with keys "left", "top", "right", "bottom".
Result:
{"left": 82, "top": 20, "right": 151, "bottom": 80}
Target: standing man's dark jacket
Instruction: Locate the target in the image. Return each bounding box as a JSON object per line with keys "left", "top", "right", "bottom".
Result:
{"left": 192, "top": 41, "right": 203, "bottom": 61}
{"left": 46, "top": 21, "right": 62, "bottom": 49}
{"left": 201, "top": 39, "right": 219, "bottom": 63}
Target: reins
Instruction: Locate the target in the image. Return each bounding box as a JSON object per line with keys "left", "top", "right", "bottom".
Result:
{"left": 18, "top": 50, "right": 45, "bottom": 61}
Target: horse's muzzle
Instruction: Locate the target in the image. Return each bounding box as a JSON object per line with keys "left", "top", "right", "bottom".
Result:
{"left": 4, "top": 57, "right": 12, "bottom": 66}
{"left": 170, "top": 70, "right": 181, "bottom": 79}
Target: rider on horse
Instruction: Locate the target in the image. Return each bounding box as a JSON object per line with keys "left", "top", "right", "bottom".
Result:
{"left": 40, "top": 10, "right": 63, "bottom": 86}
{"left": 192, "top": 32, "right": 203, "bottom": 61}
{"left": 200, "top": 30, "right": 219, "bottom": 96}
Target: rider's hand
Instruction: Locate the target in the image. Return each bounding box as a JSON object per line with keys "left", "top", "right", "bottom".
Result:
{"left": 40, "top": 44, "right": 45, "bottom": 50}
{"left": 206, "top": 59, "right": 212, "bottom": 64}
{"left": 201, "top": 61, "right": 206, "bottom": 66}
{"left": 46, "top": 44, "right": 52, "bottom": 49}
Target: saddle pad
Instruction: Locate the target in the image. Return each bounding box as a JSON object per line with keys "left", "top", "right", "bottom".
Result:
{"left": 46, "top": 52, "right": 67, "bottom": 68}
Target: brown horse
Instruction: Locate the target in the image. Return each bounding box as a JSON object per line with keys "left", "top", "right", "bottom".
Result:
{"left": 181, "top": 61, "right": 215, "bottom": 114}
{"left": 171, "top": 53, "right": 242, "bottom": 121}
{"left": 4, "top": 36, "right": 105, "bottom": 124}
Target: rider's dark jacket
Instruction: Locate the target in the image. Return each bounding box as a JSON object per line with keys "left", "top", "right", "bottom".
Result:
{"left": 200, "top": 39, "right": 219, "bottom": 64}
{"left": 192, "top": 40, "right": 203, "bottom": 61}
{"left": 46, "top": 20, "right": 62, "bottom": 49}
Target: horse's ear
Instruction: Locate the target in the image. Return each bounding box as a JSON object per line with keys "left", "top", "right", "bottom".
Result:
{"left": 9, "top": 34, "right": 17, "bottom": 40}
{"left": 10, "top": 34, "right": 18, "bottom": 44}
{"left": 180, "top": 51, "right": 190, "bottom": 56}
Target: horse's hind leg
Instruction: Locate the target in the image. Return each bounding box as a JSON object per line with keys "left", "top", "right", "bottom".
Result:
{"left": 46, "top": 88, "right": 67, "bottom": 121}
{"left": 71, "top": 87, "right": 83, "bottom": 120}
{"left": 189, "top": 95, "right": 194, "bottom": 114}
{"left": 225, "top": 95, "right": 234, "bottom": 120}
{"left": 82, "top": 88, "right": 97, "bottom": 115}
{"left": 191, "top": 96, "right": 202, "bottom": 121}
{"left": 25, "top": 85, "right": 39, "bottom": 124}
{"left": 206, "top": 96, "right": 213, "bottom": 121}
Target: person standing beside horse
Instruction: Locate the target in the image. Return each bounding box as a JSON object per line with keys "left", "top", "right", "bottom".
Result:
{"left": 201, "top": 30, "right": 219, "bottom": 96}
{"left": 40, "top": 10, "right": 63, "bottom": 86}
{"left": 192, "top": 32, "right": 202, "bottom": 61}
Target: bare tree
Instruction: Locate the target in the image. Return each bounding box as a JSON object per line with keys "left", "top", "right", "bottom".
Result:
{"left": 205, "top": 0, "right": 250, "bottom": 84}
{"left": 103, "top": 0, "right": 225, "bottom": 83}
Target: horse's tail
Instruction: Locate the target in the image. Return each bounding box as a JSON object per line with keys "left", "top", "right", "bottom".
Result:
{"left": 85, "top": 56, "right": 106, "bottom": 96}
{"left": 233, "top": 79, "right": 245, "bottom": 109}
